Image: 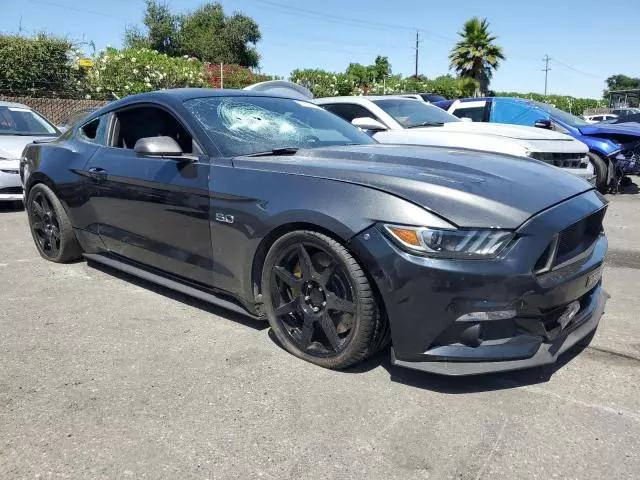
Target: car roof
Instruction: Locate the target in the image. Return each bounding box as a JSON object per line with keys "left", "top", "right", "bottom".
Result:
{"left": 0, "top": 101, "right": 30, "bottom": 108}
{"left": 314, "top": 95, "right": 418, "bottom": 103}
{"left": 85, "top": 88, "right": 317, "bottom": 122}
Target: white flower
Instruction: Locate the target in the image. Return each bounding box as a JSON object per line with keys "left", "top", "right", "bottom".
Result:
{"left": 85, "top": 94, "right": 91, "bottom": 99}
{"left": 131, "top": 57, "right": 136, "bottom": 62}
{"left": 133, "top": 68, "right": 138, "bottom": 74}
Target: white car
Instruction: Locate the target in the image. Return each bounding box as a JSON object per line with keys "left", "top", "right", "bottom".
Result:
{"left": 314, "top": 96, "right": 595, "bottom": 183}
{"left": 0, "top": 102, "right": 59, "bottom": 203}
{"left": 583, "top": 114, "right": 618, "bottom": 124}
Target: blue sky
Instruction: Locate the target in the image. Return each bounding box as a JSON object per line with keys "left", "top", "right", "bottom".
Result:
{"left": 2, "top": 0, "right": 640, "bottom": 98}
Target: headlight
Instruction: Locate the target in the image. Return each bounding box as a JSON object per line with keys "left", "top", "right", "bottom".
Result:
{"left": 383, "top": 224, "right": 514, "bottom": 259}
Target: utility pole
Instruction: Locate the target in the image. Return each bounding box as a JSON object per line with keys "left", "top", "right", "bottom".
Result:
{"left": 542, "top": 55, "right": 551, "bottom": 97}
{"left": 18, "top": 16, "right": 22, "bottom": 34}
{"left": 414, "top": 31, "right": 419, "bottom": 77}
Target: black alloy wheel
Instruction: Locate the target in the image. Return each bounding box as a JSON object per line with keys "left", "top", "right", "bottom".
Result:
{"left": 30, "top": 191, "right": 61, "bottom": 257}
{"left": 27, "top": 183, "right": 82, "bottom": 263}
{"left": 262, "top": 230, "right": 385, "bottom": 369}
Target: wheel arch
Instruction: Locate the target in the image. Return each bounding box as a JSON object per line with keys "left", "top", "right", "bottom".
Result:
{"left": 251, "top": 220, "right": 356, "bottom": 302}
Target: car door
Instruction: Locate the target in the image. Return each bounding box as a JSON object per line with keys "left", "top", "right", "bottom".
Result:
{"left": 82, "top": 103, "right": 214, "bottom": 286}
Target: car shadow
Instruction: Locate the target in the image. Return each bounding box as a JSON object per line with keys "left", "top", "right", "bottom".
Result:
{"left": 87, "top": 260, "right": 269, "bottom": 332}
{"left": 87, "top": 257, "right": 598, "bottom": 392}
{"left": 616, "top": 177, "right": 639, "bottom": 195}
{"left": 0, "top": 201, "right": 24, "bottom": 212}
{"left": 267, "top": 327, "right": 595, "bottom": 392}
{"left": 347, "top": 341, "right": 593, "bottom": 393}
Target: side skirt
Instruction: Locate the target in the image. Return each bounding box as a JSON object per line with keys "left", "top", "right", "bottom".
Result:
{"left": 83, "top": 253, "right": 261, "bottom": 320}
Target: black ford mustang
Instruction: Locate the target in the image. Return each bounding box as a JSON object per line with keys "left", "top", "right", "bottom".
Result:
{"left": 20, "top": 89, "right": 608, "bottom": 375}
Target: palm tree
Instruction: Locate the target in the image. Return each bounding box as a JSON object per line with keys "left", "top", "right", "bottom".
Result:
{"left": 449, "top": 17, "right": 505, "bottom": 96}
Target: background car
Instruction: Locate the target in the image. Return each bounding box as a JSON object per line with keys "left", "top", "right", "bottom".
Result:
{"left": 314, "top": 95, "right": 595, "bottom": 184}
{"left": 612, "top": 107, "right": 640, "bottom": 118}
{"left": 20, "top": 88, "right": 607, "bottom": 376}
{"left": 0, "top": 101, "right": 59, "bottom": 204}
{"left": 398, "top": 93, "right": 448, "bottom": 103}
{"left": 437, "top": 97, "right": 640, "bottom": 192}
{"left": 584, "top": 113, "right": 618, "bottom": 124}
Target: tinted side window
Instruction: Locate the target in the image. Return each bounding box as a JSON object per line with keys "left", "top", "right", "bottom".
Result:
{"left": 322, "top": 103, "right": 378, "bottom": 123}
{"left": 451, "top": 106, "right": 486, "bottom": 122}
{"left": 110, "top": 106, "right": 194, "bottom": 153}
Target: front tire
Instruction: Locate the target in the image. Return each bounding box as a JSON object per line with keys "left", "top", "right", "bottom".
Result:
{"left": 261, "top": 230, "right": 384, "bottom": 369}
{"left": 587, "top": 152, "right": 609, "bottom": 193}
{"left": 26, "top": 183, "right": 82, "bottom": 263}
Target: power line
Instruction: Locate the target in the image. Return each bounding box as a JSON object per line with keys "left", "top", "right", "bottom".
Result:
{"left": 24, "top": 0, "right": 130, "bottom": 21}
{"left": 550, "top": 58, "right": 602, "bottom": 79}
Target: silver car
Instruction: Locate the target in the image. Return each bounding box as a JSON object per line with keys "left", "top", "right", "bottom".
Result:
{"left": 0, "top": 101, "right": 59, "bottom": 203}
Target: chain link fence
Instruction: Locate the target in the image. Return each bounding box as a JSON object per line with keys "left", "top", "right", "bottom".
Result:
{"left": 0, "top": 94, "right": 108, "bottom": 124}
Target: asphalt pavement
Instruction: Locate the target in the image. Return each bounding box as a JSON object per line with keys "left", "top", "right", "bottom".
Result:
{"left": 1, "top": 190, "right": 639, "bottom": 480}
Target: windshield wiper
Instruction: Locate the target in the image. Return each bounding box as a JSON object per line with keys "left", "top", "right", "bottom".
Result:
{"left": 244, "top": 147, "right": 300, "bottom": 157}
{"left": 407, "top": 121, "right": 445, "bottom": 128}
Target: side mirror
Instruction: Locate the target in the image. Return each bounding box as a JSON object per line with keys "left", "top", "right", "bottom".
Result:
{"left": 352, "top": 117, "right": 387, "bottom": 132}
{"left": 534, "top": 119, "right": 552, "bottom": 129}
{"left": 134, "top": 136, "right": 184, "bottom": 157}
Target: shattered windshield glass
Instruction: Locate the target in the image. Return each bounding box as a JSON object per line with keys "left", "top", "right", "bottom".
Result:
{"left": 184, "top": 96, "right": 374, "bottom": 156}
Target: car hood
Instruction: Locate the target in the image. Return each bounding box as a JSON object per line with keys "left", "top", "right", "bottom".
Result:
{"left": 435, "top": 121, "right": 575, "bottom": 140}
{"left": 234, "top": 144, "right": 593, "bottom": 229}
{"left": 578, "top": 122, "right": 640, "bottom": 136}
{"left": 0, "top": 135, "right": 56, "bottom": 159}
{"left": 403, "top": 122, "right": 588, "bottom": 155}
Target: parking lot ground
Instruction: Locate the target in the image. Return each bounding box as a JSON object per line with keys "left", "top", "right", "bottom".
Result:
{"left": 1, "top": 191, "right": 639, "bottom": 480}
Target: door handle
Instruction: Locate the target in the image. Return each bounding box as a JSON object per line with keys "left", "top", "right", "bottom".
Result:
{"left": 87, "top": 167, "right": 107, "bottom": 181}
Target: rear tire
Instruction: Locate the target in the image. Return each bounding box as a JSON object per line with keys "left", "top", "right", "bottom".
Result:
{"left": 26, "top": 183, "right": 82, "bottom": 263}
{"left": 587, "top": 152, "right": 609, "bottom": 193}
{"left": 261, "top": 230, "right": 386, "bottom": 369}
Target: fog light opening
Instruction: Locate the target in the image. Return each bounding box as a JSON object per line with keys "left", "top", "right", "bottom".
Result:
{"left": 456, "top": 310, "right": 517, "bottom": 322}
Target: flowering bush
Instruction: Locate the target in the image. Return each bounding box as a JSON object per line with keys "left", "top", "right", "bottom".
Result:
{"left": 206, "top": 63, "right": 273, "bottom": 89}
{"left": 85, "top": 47, "right": 209, "bottom": 99}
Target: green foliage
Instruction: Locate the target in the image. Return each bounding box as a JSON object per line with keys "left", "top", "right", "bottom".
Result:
{"left": 124, "top": 1, "right": 261, "bottom": 67}
{"left": 291, "top": 63, "right": 478, "bottom": 99}
{"left": 0, "top": 34, "right": 85, "bottom": 96}
{"left": 449, "top": 17, "right": 505, "bottom": 95}
{"left": 494, "top": 92, "right": 605, "bottom": 115}
{"left": 85, "top": 47, "right": 209, "bottom": 99}
{"left": 605, "top": 74, "right": 640, "bottom": 93}
{"left": 290, "top": 69, "right": 356, "bottom": 97}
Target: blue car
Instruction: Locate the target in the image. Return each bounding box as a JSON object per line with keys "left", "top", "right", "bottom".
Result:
{"left": 435, "top": 97, "right": 640, "bottom": 192}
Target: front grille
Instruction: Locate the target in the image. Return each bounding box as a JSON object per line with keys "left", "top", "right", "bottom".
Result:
{"left": 529, "top": 152, "right": 588, "bottom": 169}
{"left": 0, "top": 187, "right": 23, "bottom": 195}
{"left": 534, "top": 208, "right": 606, "bottom": 273}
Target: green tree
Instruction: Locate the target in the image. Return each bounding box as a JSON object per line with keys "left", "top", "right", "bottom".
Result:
{"left": 449, "top": 17, "right": 505, "bottom": 96}
{"left": 373, "top": 55, "right": 390, "bottom": 82}
{"left": 124, "top": 0, "right": 179, "bottom": 55}
{"left": 345, "top": 62, "right": 376, "bottom": 86}
{"left": 179, "top": 3, "right": 260, "bottom": 66}
{"left": 605, "top": 74, "right": 640, "bottom": 92}
{"left": 124, "top": 1, "right": 261, "bottom": 67}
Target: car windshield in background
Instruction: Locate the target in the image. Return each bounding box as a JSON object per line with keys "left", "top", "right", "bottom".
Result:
{"left": 184, "top": 96, "right": 374, "bottom": 156}
{"left": 421, "top": 94, "right": 447, "bottom": 103}
{"left": 0, "top": 106, "right": 58, "bottom": 136}
{"left": 372, "top": 98, "right": 460, "bottom": 128}
{"left": 529, "top": 100, "right": 589, "bottom": 128}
